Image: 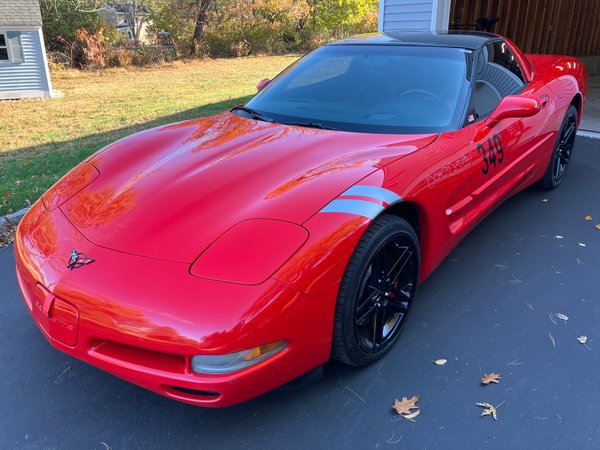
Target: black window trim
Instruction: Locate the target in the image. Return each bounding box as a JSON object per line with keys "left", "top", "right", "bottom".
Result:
{"left": 0, "top": 31, "right": 10, "bottom": 63}
{"left": 485, "top": 39, "right": 527, "bottom": 86}
{"left": 461, "top": 38, "right": 529, "bottom": 127}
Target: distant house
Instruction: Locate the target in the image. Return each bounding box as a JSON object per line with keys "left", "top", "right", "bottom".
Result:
{"left": 100, "top": 2, "right": 151, "bottom": 44}
{"left": 0, "top": 0, "right": 53, "bottom": 100}
{"left": 379, "top": 0, "right": 450, "bottom": 34}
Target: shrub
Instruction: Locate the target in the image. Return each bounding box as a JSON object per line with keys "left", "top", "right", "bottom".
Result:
{"left": 107, "top": 44, "right": 176, "bottom": 67}
{"left": 72, "top": 28, "right": 110, "bottom": 68}
{"left": 41, "top": 1, "right": 122, "bottom": 53}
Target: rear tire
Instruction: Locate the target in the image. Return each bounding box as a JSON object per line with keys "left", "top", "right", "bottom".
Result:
{"left": 540, "top": 105, "right": 578, "bottom": 190}
{"left": 332, "top": 215, "right": 420, "bottom": 366}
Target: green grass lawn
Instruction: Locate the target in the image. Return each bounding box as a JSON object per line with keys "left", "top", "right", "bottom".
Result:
{"left": 0, "top": 55, "right": 299, "bottom": 216}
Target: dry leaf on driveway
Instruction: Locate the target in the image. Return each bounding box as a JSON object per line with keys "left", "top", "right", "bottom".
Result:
{"left": 393, "top": 395, "right": 420, "bottom": 421}
{"left": 481, "top": 373, "right": 501, "bottom": 385}
{"left": 476, "top": 402, "right": 498, "bottom": 420}
{"left": 403, "top": 409, "right": 421, "bottom": 420}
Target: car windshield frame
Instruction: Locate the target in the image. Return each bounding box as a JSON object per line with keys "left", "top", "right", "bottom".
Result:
{"left": 237, "top": 44, "right": 475, "bottom": 134}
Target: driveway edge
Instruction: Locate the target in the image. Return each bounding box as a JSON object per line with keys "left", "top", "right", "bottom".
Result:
{"left": 0, "top": 207, "right": 30, "bottom": 235}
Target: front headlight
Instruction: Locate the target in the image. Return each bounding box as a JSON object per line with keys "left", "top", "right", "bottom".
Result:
{"left": 42, "top": 162, "right": 99, "bottom": 210}
{"left": 191, "top": 341, "right": 287, "bottom": 374}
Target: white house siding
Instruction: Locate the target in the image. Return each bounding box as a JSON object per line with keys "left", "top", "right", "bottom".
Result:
{"left": 379, "top": 0, "right": 451, "bottom": 35}
{"left": 0, "top": 29, "right": 51, "bottom": 99}
{"left": 380, "top": 1, "right": 433, "bottom": 32}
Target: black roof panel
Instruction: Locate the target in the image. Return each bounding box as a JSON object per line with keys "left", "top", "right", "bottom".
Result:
{"left": 329, "top": 31, "right": 500, "bottom": 50}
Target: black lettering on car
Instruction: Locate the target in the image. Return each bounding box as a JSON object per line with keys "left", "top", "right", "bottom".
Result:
{"left": 477, "top": 134, "right": 503, "bottom": 175}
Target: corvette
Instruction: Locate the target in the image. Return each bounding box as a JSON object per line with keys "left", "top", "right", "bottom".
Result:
{"left": 15, "top": 31, "right": 587, "bottom": 407}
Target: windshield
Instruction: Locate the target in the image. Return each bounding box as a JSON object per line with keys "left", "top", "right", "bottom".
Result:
{"left": 240, "top": 44, "right": 472, "bottom": 134}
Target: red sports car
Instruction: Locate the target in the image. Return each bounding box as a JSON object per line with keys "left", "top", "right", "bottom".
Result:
{"left": 15, "top": 32, "right": 587, "bottom": 407}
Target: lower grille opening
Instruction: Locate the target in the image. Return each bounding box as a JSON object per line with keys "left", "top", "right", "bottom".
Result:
{"left": 168, "top": 386, "right": 220, "bottom": 398}
{"left": 90, "top": 340, "right": 186, "bottom": 373}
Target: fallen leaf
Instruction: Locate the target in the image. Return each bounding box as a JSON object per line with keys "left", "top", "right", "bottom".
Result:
{"left": 481, "top": 373, "right": 501, "bottom": 385}
{"left": 555, "top": 313, "right": 569, "bottom": 322}
{"left": 434, "top": 359, "right": 447, "bottom": 366}
{"left": 392, "top": 396, "right": 419, "bottom": 416}
{"left": 476, "top": 402, "right": 498, "bottom": 420}
{"left": 577, "top": 336, "right": 588, "bottom": 344}
{"left": 585, "top": 215, "right": 593, "bottom": 221}
{"left": 403, "top": 409, "right": 421, "bottom": 421}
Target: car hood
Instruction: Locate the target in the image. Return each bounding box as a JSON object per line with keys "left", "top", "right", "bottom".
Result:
{"left": 60, "top": 113, "right": 437, "bottom": 263}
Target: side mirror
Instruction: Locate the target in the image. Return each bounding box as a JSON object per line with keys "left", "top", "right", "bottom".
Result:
{"left": 484, "top": 96, "right": 541, "bottom": 128}
{"left": 257, "top": 78, "right": 271, "bottom": 92}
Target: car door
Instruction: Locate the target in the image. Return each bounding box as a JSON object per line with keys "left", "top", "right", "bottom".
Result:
{"left": 462, "top": 41, "right": 545, "bottom": 226}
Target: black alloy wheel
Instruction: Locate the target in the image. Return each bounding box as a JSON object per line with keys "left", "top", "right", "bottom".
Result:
{"left": 333, "top": 215, "right": 420, "bottom": 366}
{"left": 540, "top": 104, "right": 578, "bottom": 189}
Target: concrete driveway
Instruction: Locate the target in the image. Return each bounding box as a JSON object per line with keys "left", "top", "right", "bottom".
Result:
{"left": 1, "top": 137, "right": 599, "bottom": 449}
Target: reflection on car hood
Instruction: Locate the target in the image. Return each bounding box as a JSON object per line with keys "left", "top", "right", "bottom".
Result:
{"left": 60, "top": 113, "right": 437, "bottom": 263}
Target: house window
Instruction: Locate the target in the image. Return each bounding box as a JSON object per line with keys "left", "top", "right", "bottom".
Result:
{"left": 0, "top": 33, "right": 9, "bottom": 61}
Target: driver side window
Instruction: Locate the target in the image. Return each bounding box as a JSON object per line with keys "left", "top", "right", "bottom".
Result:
{"left": 467, "top": 41, "right": 526, "bottom": 123}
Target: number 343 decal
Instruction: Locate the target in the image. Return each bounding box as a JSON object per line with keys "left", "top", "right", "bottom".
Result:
{"left": 477, "top": 135, "right": 504, "bottom": 175}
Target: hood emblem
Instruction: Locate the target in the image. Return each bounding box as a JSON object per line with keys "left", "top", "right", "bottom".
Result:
{"left": 67, "top": 249, "right": 95, "bottom": 270}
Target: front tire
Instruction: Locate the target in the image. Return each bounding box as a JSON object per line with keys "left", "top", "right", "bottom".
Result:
{"left": 540, "top": 104, "right": 578, "bottom": 189}
{"left": 332, "top": 215, "right": 420, "bottom": 366}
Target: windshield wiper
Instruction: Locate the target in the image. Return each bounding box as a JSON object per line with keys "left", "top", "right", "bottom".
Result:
{"left": 231, "top": 105, "right": 273, "bottom": 122}
{"left": 280, "top": 121, "right": 338, "bottom": 131}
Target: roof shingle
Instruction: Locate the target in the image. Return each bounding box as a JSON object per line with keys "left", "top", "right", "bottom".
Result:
{"left": 0, "top": 0, "right": 43, "bottom": 27}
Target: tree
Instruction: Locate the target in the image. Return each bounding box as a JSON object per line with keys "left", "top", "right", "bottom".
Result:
{"left": 147, "top": 0, "right": 195, "bottom": 57}
{"left": 41, "top": 0, "right": 105, "bottom": 14}
{"left": 313, "top": 0, "right": 378, "bottom": 37}
{"left": 149, "top": 0, "right": 214, "bottom": 56}
{"left": 123, "top": 0, "right": 150, "bottom": 45}
{"left": 190, "top": 0, "right": 215, "bottom": 56}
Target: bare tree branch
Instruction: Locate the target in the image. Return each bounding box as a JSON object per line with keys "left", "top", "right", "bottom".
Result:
{"left": 41, "top": 0, "right": 106, "bottom": 14}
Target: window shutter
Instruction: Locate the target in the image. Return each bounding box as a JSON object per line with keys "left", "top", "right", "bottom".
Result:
{"left": 6, "top": 31, "right": 24, "bottom": 64}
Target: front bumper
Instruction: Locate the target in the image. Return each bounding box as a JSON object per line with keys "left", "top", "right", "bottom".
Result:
{"left": 14, "top": 202, "right": 333, "bottom": 407}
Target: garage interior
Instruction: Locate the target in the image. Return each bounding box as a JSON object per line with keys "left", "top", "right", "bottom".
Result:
{"left": 449, "top": 0, "right": 600, "bottom": 63}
